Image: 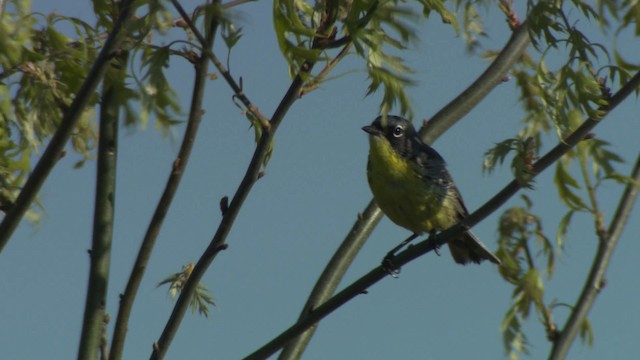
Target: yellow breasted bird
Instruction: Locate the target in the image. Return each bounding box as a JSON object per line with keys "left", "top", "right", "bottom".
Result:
{"left": 363, "top": 115, "right": 500, "bottom": 265}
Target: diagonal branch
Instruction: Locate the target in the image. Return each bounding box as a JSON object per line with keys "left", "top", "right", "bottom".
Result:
{"left": 420, "top": 20, "right": 531, "bottom": 144}
{"left": 548, "top": 152, "right": 640, "bottom": 360}
{"left": 277, "top": 20, "right": 532, "bottom": 360}
{"left": 149, "top": 65, "right": 314, "bottom": 360}
{"left": 0, "top": 0, "right": 138, "bottom": 254}
{"left": 108, "top": 5, "right": 221, "bottom": 360}
{"left": 244, "top": 71, "right": 640, "bottom": 360}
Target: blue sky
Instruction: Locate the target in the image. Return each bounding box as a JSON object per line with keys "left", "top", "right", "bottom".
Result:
{"left": 1, "top": 1, "right": 639, "bottom": 359}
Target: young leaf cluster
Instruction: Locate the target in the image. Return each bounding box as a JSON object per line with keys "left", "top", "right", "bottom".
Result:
{"left": 496, "top": 195, "right": 556, "bottom": 360}
{"left": 1, "top": 2, "right": 100, "bottom": 218}
{"left": 158, "top": 263, "right": 217, "bottom": 318}
{"left": 273, "top": 0, "right": 459, "bottom": 116}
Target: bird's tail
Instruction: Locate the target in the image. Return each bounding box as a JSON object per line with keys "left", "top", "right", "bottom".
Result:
{"left": 448, "top": 230, "right": 501, "bottom": 265}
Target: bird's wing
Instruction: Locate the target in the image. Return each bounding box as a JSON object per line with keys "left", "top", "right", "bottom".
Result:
{"left": 412, "top": 142, "right": 469, "bottom": 219}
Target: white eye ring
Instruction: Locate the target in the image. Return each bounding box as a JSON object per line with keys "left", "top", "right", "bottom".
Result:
{"left": 392, "top": 125, "right": 404, "bottom": 137}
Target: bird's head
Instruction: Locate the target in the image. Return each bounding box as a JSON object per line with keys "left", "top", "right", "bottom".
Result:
{"left": 362, "top": 115, "right": 418, "bottom": 157}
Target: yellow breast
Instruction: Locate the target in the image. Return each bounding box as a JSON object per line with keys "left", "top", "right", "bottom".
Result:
{"left": 366, "top": 136, "right": 456, "bottom": 234}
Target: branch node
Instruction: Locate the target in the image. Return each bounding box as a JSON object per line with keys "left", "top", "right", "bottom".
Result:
{"left": 172, "top": 158, "right": 182, "bottom": 173}
{"left": 214, "top": 243, "right": 229, "bottom": 253}
{"left": 219, "top": 196, "right": 229, "bottom": 216}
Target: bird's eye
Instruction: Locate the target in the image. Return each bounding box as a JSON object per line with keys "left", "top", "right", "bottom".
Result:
{"left": 392, "top": 125, "right": 404, "bottom": 138}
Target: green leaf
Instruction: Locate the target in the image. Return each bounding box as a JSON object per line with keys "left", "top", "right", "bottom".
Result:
{"left": 554, "top": 159, "right": 589, "bottom": 210}
{"left": 417, "top": 0, "right": 458, "bottom": 31}
{"left": 556, "top": 210, "right": 575, "bottom": 251}
{"left": 222, "top": 22, "right": 243, "bottom": 50}
{"left": 580, "top": 318, "right": 594, "bottom": 346}
{"left": 483, "top": 139, "right": 519, "bottom": 174}
{"left": 586, "top": 139, "right": 625, "bottom": 179}
{"left": 501, "top": 305, "right": 529, "bottom": 360}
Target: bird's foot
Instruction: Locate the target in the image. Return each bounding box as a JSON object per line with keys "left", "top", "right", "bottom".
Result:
{"left": 382, "top": 252, "right": 401, "bottom": 278}
{"left": 428, "top": 231, "right": 442, "bottom": 257}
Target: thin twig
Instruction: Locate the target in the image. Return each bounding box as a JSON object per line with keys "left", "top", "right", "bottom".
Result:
{"left": 171, "top": 0, "right": 269, "bottom": 128}
{"left": 244, "top": 71, "right": 640, "bottom": 360}
{"left": 548, "top": 153, "right": 640, "bottom": 360}
{"left": 299, "top": 42, "right": 353, "bottom": 97}
{"left": 0, "top": 0, "right": 138, "bottom": 254}
{"left": 108, "top": 4, "right": 221, "bottom": 360}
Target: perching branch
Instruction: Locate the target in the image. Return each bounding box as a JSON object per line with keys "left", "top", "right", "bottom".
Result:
{"left": 244, "top": 71, "right": 640, "bottom": 360}
{"left": 77, "top": 67, "right": 121, "bottom": 360}
{"left": 0, "top": 0, "right": 138, "bottom": 254}
{"left": 108, "top": 4, "right": 221, "bottom": 360}
{"left": 548, "top": 153, "right": 640, "bottom": 360}
{"left": 277, "top": 19, "right": 532, "bottom": 360}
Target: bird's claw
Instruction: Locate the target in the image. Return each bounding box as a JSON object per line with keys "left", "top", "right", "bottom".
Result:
{"left": 382, "top": 253, "right": 401, "bottom": 278}
{"left": 428, "top": 231, "right": 442, "bottom": 257}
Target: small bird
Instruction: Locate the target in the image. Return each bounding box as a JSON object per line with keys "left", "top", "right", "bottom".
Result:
{"left": 363, "top": 115, "right": 500, "bottom": 266}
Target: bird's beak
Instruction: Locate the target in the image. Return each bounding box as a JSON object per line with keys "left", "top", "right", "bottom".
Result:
{"left": 362, "top": 125, "right": 381, "bottom": 136}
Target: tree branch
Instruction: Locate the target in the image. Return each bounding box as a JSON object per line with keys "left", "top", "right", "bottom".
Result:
{"left": 77, "top": 67, "right": 120, "bottom": 360}
{"left": 277, "top": 201, "right": 382, "bottom": 360}
{"left": 244, "top": 70, "right": 640, "bottom": 360}
{"left": 0, "top": 0, "right": 138, "bottom": 254}
{"left": 149, "top": 68, "right": 313, "bottom": 360}
{"left": 108, "top": 4, "right": 221, "bottom": 360}
{"left": 548, "top": 153, "right": 640, "bottom": 360}
{"left": 277, "top": 20, "right": 532, "bottom": 360}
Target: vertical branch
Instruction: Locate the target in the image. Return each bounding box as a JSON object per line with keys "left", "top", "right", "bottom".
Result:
{"left": 0, "top": 0, "right": 138, "bottom": 254}
{"left": 108, "top": 4, "right": 220, "bottom": 360}
{"left": 548, "top": 153, "right": 640, "bottom": 360}
{"left": 77, "top": 72, "right": 120, "bottom": 360}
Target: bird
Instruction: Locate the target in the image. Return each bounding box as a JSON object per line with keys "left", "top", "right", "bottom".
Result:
{"left": 362, "top": 115, "right": 500, "bottom": 266}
